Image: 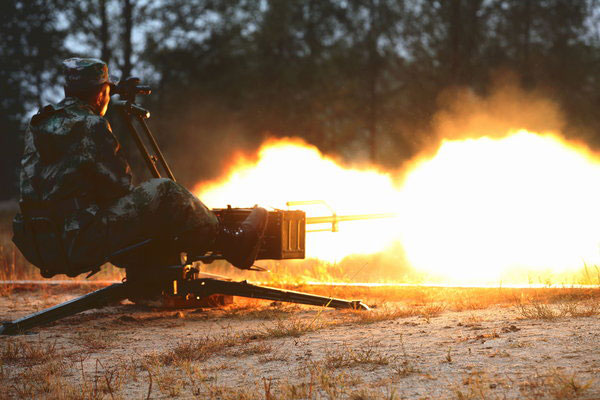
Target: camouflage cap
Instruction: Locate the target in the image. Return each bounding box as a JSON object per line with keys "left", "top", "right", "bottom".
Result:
{"left": 63, "top": 57, "right": 117, "bottom": 91}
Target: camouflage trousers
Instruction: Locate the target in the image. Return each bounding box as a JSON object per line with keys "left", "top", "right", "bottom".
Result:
{"left": 67, "top": 178, "right": 219, "bottom": 269}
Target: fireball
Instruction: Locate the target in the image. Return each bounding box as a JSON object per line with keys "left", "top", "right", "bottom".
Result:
{"left": 398, "top": 131, "right": 600, "bottom": 282}
{"left": 195, "top": 131, "right": 600, "bottom": 284}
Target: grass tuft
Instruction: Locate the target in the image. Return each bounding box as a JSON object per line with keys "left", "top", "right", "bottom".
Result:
{"left": 322, "top": 340, "right": 394, "bottom": 370}
{"left": 151, "top": 334, "right": 240, "bottom": 366}
{"left": 259, "top": 316, "right": 322, "bottom": 338}
{"left": 1, "top": 338, "right": 60, "bottom": 366}
{"left": 516, "top": 297, "right": 600, "bottom": 320}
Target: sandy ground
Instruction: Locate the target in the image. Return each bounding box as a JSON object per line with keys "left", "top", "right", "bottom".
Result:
{"left": 1, "top": 285, "right": 600, "bottom": 399}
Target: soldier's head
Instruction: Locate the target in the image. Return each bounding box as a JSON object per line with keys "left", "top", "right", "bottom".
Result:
{"left": 63, "top": 58, "right": 117, "bottom": 116}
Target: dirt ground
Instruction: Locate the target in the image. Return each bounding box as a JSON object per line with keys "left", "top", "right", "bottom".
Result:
{"left": 1, "top": 284, "right": 600, "bottom": 399}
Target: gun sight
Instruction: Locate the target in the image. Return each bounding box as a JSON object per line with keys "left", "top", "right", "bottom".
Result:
{"left": 114, "top": 77, "right": 151, "bottom": 101}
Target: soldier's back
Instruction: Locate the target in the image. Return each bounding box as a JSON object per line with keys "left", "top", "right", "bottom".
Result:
{"left": 21, "top": 97, "right": 130, "bottom": 203}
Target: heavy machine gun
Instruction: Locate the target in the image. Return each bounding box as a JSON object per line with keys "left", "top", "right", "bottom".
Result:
{"left": 1, "top": 78, "right": 378, "bottom": 335}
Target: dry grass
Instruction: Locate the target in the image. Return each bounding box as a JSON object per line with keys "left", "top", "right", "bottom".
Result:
{"left": 516, "top": 297, "right": 600, "bottom": 320}
{"left": 0, "top": 209, "right": 36, "bottom": 285}
{"left": 452, "top": 368, "right": 595, "bottom": 400}
{"left": 339, "top": 302, "right": 445, "bottom": 326}
{"left": 217, "top": 302, "right": 300, "bottom": 320}
{"left": 73, "top": 330, "right": 116, "bottom": 351}
{"left": 453, "top": 370, "right": 501, "bottom": 400}
{"left": 0, "top": 332, "right": 597, "bottom": 399}
{"left": 322, "top": 340, "right": 394, "bottom": 370}
{"left": 259, "top": 316, "right": 323, "bottom": 338}
{"left": 518, "top": 369, "right": 593, "bottom": 399}
{"left": 236, "top": 342, "right": 273, "bottom": 356}
{"left": 0, "top": 347, "right": 134, "bottom": 400}
{"left": 392, "top": 334, "right": 420, "bottom": 378}
{"left": 282, "top": 362, "right": 366, "bottom": 400}
{"left": 258, "top": 351, "right": 289, "bottom": 363}
{"left": 545, "top": 370, "right": 594, "bottom": 398}
{"left": 342, "top": 304, "right": 418, "bottom": 324}
{"left": 10, "top": 361, "right": 72, "bottom": 399}
{"left": 150, "top": 316, "right": 327, "bottom": 368}
{"left": 1, "top": 337, "right": 61, "bottom": 366}
{"left": 151, "top": 334, "right": 241, "bottom": 366}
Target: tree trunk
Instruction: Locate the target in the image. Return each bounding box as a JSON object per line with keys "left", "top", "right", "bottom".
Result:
{"left": 367, "top": 0, "right": 379, "bottom": 163}
{"left": 449, "top": 0, "right": 461, "bottom": 84}
{"left": 521, "top": 0, "right": 533, "bottom": 87}
{"left": 100, "top": 0, "right": 111, "bottom": 63}
{"left": 121, "top": 0, "right": 133, "bottom": 78}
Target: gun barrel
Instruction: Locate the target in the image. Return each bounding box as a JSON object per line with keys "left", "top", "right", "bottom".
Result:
{"left": 306, "top": 213, "right": 397, "bottom": 224}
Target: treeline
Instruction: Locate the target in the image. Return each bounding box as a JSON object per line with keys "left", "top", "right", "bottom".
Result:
{"left": 2, "top": 0, "right": 600, "bottom": 200}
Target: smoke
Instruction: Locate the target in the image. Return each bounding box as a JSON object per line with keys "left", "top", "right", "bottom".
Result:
{"left": 434, "top": 72, "right": 565, "bottom": 141}
{"left": 395, "top": 71, "right": 577, "bottom": 182}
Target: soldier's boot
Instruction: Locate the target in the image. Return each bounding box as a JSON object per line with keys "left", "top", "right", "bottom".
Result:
{"left": 217, "top": 207, "right": 268, "bottom": 269}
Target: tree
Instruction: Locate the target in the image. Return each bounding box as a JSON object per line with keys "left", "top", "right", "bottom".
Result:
{"left": 0, "top": 0, "right": 66, "bottom": 200}
{"left": 120, "top": 0, "right": 134, "bottom": 78}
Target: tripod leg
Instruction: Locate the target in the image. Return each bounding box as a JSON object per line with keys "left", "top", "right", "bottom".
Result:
{"left": 119, "top": 109, "right": 162, "bottom": 178}
{"left": 0, "top": 283, "right": 128, "bottom": 335}
{"left": 136, "top": 115, "right": 176, "bottom": 181}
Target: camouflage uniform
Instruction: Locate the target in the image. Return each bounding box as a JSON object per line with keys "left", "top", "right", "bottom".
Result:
{"left": 13, "top": 58, "right": 219, "bottom": 276}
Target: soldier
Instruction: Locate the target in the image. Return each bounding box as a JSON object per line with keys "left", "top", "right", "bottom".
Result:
{"left": 12, "top": 58, "right": 267, "bottom": 278}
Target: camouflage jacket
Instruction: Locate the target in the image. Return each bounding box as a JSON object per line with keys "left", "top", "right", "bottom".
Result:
{"left": 20, "top": 97, "right": 133, "bottom": 216}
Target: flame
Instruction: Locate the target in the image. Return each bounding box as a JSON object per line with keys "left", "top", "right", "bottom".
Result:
{"left": 195, "top": 131, "right": 600, "bottom": 283}
{"left": 399, "top": 131, "right": 600, "bottom": 282}
{"left": 195, "top": 138, "right": 402, "bottom": 261}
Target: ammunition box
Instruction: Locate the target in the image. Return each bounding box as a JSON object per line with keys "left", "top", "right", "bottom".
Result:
{"left": 212, "top": 208, "right": 306, "bottom": 260}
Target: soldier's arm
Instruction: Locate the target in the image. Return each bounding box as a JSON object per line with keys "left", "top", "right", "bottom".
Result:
{"left": 80, "top": 117, "right": 133, "bottom": 200}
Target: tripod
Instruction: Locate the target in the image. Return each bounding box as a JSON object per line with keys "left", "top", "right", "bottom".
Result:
{"left": 111, "top": 78, "right": 175, "bottom": 181}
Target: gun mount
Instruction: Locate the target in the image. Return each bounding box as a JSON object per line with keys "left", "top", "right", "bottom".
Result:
{"left": 0, "top": 264, "right": 368, "bottom": 335}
